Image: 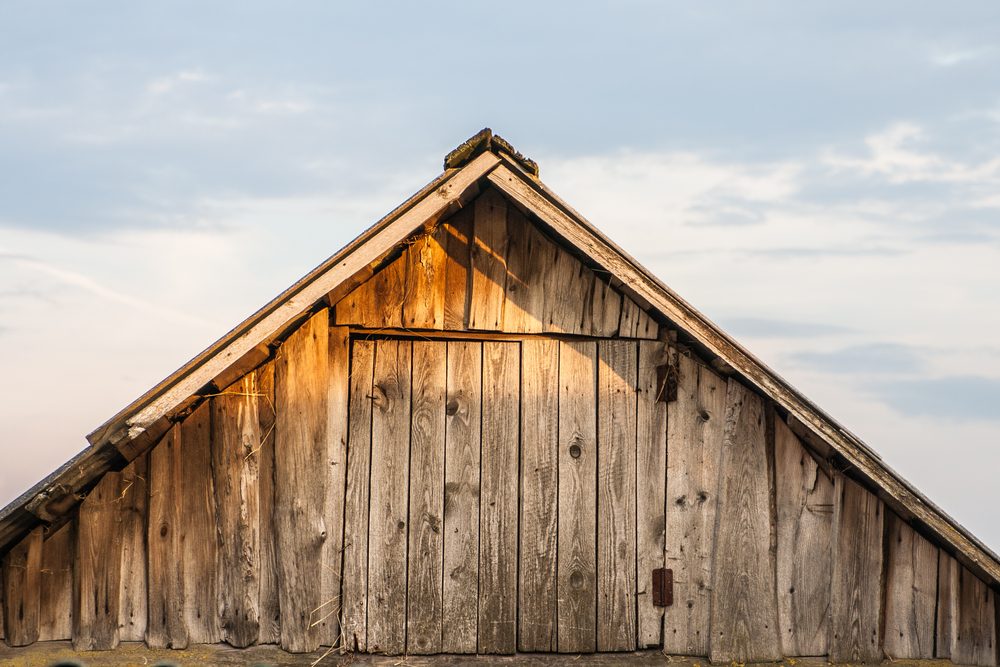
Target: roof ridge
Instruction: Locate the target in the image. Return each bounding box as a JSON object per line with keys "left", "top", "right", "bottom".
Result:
{"left": 444, "top": 127, "right": 539, "bottom": 176}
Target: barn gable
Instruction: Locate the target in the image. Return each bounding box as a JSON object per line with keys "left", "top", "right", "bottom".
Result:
{"left": 1, "top": 129, "right": 999, "bottom": 663}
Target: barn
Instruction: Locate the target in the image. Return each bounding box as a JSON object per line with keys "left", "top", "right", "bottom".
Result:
{"left": 1, "top": 129, "right": 998, "bottom": 665}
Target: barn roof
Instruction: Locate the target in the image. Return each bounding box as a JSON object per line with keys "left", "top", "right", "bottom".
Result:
{"left": 2, "top": 129, "right": 998, "bottom": 589}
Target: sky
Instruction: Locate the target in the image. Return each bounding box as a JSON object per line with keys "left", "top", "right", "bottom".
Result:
{"left": 1, "top": 2, "right": 998, "bottom": 549}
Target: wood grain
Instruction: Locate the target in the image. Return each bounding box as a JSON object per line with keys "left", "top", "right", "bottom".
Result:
{"left": 406, "top": 341, "right": 446, "bottom": 654}
{"left": 403, "top": 231, "right": 447, "bottom": 329}
{"left": 38, "top": 522, "right": 73, "bottom": 641}
{"left": 254, "top": 362, "right": 281, "bottom": 645}
{"left": 116, "top": 455, "right": 148, "bottom": 643}
{"left": 709, "top": 380, "right": 780, "bottom": 663}
{"left": 774, "top": 417, "right": 832, "bottom": 656}
{"left": 502, "top": 205, "right": 549, "bottom": 333}
{"left": 367, "top": 339, "right": 411, "bottom": 655}
{"left": 469, "top": 188, "right": 509, "bottom": 331}
{"left": 3, "top": 526, "right": 42, "bottom": 647}
{"left": 442, "top": 207, "right": 473, "bottom": 330}
{"left": 829, "top": 474, "right": 884, "bottom": 664}
{"left": 557, "top": 340, "right": 597, "bottom": 653}
{"left": 937, "top": 553, "right": 998, "bottom": 666}
{"left": 74, "top": 472, "right": 122, "bottom": 650}
{"left": 518, "top": 338, "right": 559, "bottom": 652}
{"left": 442, "top": 341, "right": 482, "bottom": 654}
{"left": 883, "top": 513, "right": 938, "bottom": 659}
{"left": 146, "top": 425, "right": 187, "bottom": 649}
{"left": 663, "top": 357, "right": 725, "bottom": 656}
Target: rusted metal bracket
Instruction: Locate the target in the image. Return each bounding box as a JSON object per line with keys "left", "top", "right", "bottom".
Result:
{"left": 652, "top": 567, "right": 673, "bottom": 607}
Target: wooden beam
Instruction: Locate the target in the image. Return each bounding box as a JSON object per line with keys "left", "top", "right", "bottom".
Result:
{"left": 2, "top": 526, "right": 42, "bottom": 647}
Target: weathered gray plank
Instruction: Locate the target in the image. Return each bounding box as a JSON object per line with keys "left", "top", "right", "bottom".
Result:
{"left": 74, "top": 472, "right": 122, "bottom": 650}
{"left": 597, "top": 339, "right": 638, "bottom": 651}
{"left": 469, "top": 188, "right": 509, "bottom": 331}
{"left": 367, "top": 339, "right": 412, "bottom": 655}
{"left": 179, "top": 402, "right": 221, "bottom": 645}
{"left": 884, "top": 513, "right": 938, "bottom": 659}
{"left": 636, "top": 340, "right": 668, "bottom": 648}
{"left": 937, "top": 553, "right": 997, "bottom": 666}
{"left": 619, "top": 298, "right": 658, "bottom": 340}
{"left": 557, "top": 340, "right": 598, "bottom": 653}
{"left": 442, "top": 207, "right": 473, "bottom": 330}
{"left": 254, "top": 362, "right": 280, "bottom": 645}
{"left": 663, "top": 357, "right": 725, "bottom": 655}
{"left": 774, "top": 417, "right": 833, "bottom": 656}
{"left": 39, "top": 520, "right": 73, "bottom": 641}
{"left": 585, "top": 277, "right": 622, "bottom": 338}
{"left": 406, "top": 341, "right": 447, "bottom": 654}
{"left": 117, "top": 455, "right": 148, "bottom": 643}
{"left": 403, "top": 231, "right": 447, "bottom": 329}
{"left": 274, "top": 310, "right": 329, "bottom": 653}
{"left": 2, "top": 526, "right": 42, "bottom": 647}
{"left": 211, "top": 374, "right": 262, "bottom": 648}
{"left": 442, "top": 341, "right": 482, "bottom": 654}
{"left": 518, "top": 338, "right": 559, "bottom": 652}
{"left": 830, "top": 475, "right": 884, "bottom": 664}
{"left": 709, "top": 380, "right": 781, "bottom": 663}
{"left": 341, "top": 340, "right": 375, "bottom": 652}
{"left": 146, "top": 425, "right": 187, "bottom": 649}
{"left": 479, "top": 341, "right": 520, "bottom": 654}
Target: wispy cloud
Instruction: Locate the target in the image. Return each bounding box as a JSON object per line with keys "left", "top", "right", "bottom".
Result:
{"left": 928, "top": 46, "right": 994, "bottom": 68}
{"left": 792, "top": 343, "right": 925, "bottom": 375}
{"left": 146, "top": 69, "right": 212, "bottom": 95}
{"left": 878, "top": 376, "right": 1000, "bottom": 420}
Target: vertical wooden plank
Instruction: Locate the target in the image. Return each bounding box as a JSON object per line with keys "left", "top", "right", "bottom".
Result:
{"left": 585, "top": 277, "right": 622, "bottom": 338}
{"left": 597, "top": 339, "right": 638, "bottom": 651}
{"left": 442, "top": 341, "right": 482, "bottom": 654}
{"left": 38, "top": 522, "right": 74, "bottom": 641}
{"left": 211, "top": 375, "right": 262, "bottom": 648}
{"left": 937, "top": 553, "right": 998, "bottom": 666}
{"left": 146, "top": 425, "right": 187, "bottom": 649}
{"left": 74, "top": 472, "right": 123, "bottom": 651}
{"left": 663, "top": 358, "right": 725, "bottom": 655}
{"left": 479, "top": 341, "right": 520, "bottom": 654}
{"left": 557, "top": 340, "right": 597, "bottom": 653}
{"left": 367, "top": 339, "right": 411, "bottom": 655}
{"left": 341, "top": 340, "right": 375, "bottom": 652}
{"left": 2, "top": 526, "right": 42, "bottom": 647}
{"left": 403, "top": 232, "right": 446, "bottom": 329}
{"left": 442, "top": 206, "right": 473, "bottom": 331}
{"left": 0, "top": 569, "right": 4, "bottom": 642}
{"left": 619, "top": 297, "right": 658, "bottom": 339}
{"left": 406, "top": 340, "right": 447, "bottom": 654}
{"left": 774, "top": 417, "right": 833, "bottom": 657}
{"left": 274, "top": 310, "right": 329, "bottom": 653}
{"left": 636, "top": 340, "right": 668, "bottom": 648}
{"left": 334, "top": 253, "right": 407, "bottom": 328}
{"left": 117, "top": 454, "right": 148, "bottom": 642}
{"left": 883, "top": 513, "right": 938, "bottom": 659}
{"left": 180, "top": 402, "right": 221, "bottom": 645}
{"left": 544, "top": 243, "right": 590, "bottom": 335}
{"left": 937, "top": 552, "right": 958, "bottom": 661}
{"left": 830, "top": 475, "right": 884, "bottom": 663}
{"left": 708, "top": 381, "right": 781, "bottom": 663}
{"left": 502, "top": 207, "right": 548, "bottom": 333}
{"left": 255, "top": 361, "right": 280, "bottom": 645}
{"left": 469, "top": 188, "right": 509, "bottom": 331}
{"left": 518, "top": 338, "right": 559, "bottom": 652}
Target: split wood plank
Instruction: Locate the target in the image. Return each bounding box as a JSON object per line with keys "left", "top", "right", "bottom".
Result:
{"left": 585, "top": 277, "right": 622, "bottom": 338}
{"left": 38, "top": 521, "right": 73, "bottom": 641}
{"left": 501, "top": 205, "right": 549, "bottom": 333}
{"left": 937, "top": 553, "right": 998, "bottom": 666}
{"left": 518, "top": 338, "right": 559, "bottom": 652}
{"left": 402, "top": 231, "right": 447, "bottom": 329}
{"left": 442, "top": 341, "right": 482, "bottom": 654}
{"left": 274, "top": 310, "right": 329, "bottom": 653}
{"left": 2, "top": 526, "right": 42, "bottom": 647}
{"left": 635, "top": 340, "right": 668, "bottom": 648}
{"left": 335, "top": 248, "right": 408, "bottom": 328}
{"left": 663, "top": 357, "right": 726, "bottom": 656}
{"left": 179, "top": 402, "right": 221, "bottom": 645}
{"left": 442, "top": 206, "right": 473, "bottom": 330}
{"left": 254, "top": 361, "right": 281, "bottom": 645}
{"left": 146, "top": 425, "right": 187, "bottom": 649}
{"left": 619, "top": 297, "right": 658, "bottom": 340}
{"left": 469, "top": 188, "right": 509, "bottom": 331}
{"left": 597, "top": 339, "right": 638, "bottom": 651}
{"left": 544, "top": 238, "right": 590, "bottom": 335}
{"left": 709, "top": 380, "right": 781, "bottom": 663}
{"left": 367, "top": 339, "right": 412, "bottom": 655}
{"left": 479, "top": 341, "right": 520, "bottom": 654}
{"left": 406, "top": 341, "right": 447, "bottom": 654}
{"left": 341, "top": 340, "right": 375, "bottom": 652}
{"left": 117, "top": 454, "right": 148, "bottom": 643}
{"left": 883, "top": 513, "right": 938, "bottom": 659}
{"left": 830, "top": 474, "right": 884, "bottom": 664}
{"left": 557, "top": 340, "right": 598, "bottom": 653}
{"left": 211, "top": 374, "right": 262, "bottom": 648}
{"left": 74, "top": 471, "right": 123, "bottom": 651}
{"left": 774, "top": 417, "right": 833, "bottom": 657}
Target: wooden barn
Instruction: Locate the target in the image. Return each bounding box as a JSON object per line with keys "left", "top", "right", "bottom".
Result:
{"left": 1, "top": 130, "right": 998, "bottom": 665}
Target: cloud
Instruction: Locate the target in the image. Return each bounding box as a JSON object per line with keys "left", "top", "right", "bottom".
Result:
{"left": 792, "top": 343, "right": 925, "bottom": 375}
{"left": 722, "top": 317, "right": 854, "bottom": 339}
{"left": 146, "top": 69, "right": 212, "bottom": 95}
{"left": 928, "top": 46, "right": 994, "bottom": 68}
{"left": 878, "top": 376, "right": 1000, "bottom": 420}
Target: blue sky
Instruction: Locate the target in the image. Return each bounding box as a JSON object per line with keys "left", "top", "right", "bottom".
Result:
{"left": 1, "top": 2, "right": 999, "bottom": 548}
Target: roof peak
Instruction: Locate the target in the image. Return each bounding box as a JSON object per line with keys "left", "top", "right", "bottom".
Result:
{"left": 444, "top": 128, "right": 539, "bottom": 177}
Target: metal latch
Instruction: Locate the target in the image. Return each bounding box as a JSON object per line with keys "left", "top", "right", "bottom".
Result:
{"left": 652, "top": 568, "right": 673, "bottom": 607}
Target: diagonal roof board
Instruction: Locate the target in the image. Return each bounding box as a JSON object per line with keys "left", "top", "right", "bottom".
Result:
{"left": 2, "top": 130, "right": 998, "bottom": 590}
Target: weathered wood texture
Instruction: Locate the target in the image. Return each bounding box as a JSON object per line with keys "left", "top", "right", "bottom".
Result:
{"left": 38, "top": 522, "right": 73, "bottom": 641}
{"left": 829, "top": 475, "right": 884, "bottom": 663}
{"left": 322, "top": 325, "right": 350, "bottom": 646}
{"left": 74, "top": 471, "right": 122, "bottom": 650}
{"left": 117, "top": 455, "right": 147, "bottom": 643}
{"left": 884, "top": 513, "right": 938, "bottom": 659}
{"left": 557, "top": 340, "right": 598, "bottom": 653}
{"left": 518, "top": 338, "right": 559, "bottom": 652}
{"left": 774, "top": 417, "right": 832, "bottom": 656}
{"left": 2, "top": 526, "right": 42, "bottom": 647}
{"left": 709, "top": 381, "right": 780, "bottom": 663}
{"left": 597, "top": 339, "right": 638, "bottom": 652}
{"left": 146, "top": 426, "right": 187, "bottom": 649}
{"left": 334, "top": 188, "right": 656, "bottom": 339}
{"left": 663, "top": 356, "right": 725, "bottom": 655}
{"left": 937, "top": 552, "right": 998, "bottom": 666}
